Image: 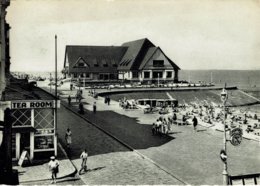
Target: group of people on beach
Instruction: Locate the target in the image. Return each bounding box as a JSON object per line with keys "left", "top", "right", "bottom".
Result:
{"left": 89, "top": 89, "right": 98, "bottom": 98}
{"left": 159, "top": 100, "right": 260, "bottom": 137}
{"left": 119, "top": 97, "right": 138, "bottom": 109}
{"left": 151, "top": 112, "right": 198, "bottom": 135}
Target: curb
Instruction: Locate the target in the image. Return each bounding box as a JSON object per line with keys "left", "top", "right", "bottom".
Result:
{"left": 61, "top": 100, "right": 189, "bottom": 185}
{"left": 19, "top": 175, "right": 80, "bottom": 184}
{"left": 19, "top": 143, "right": 80, "bottom": 184}
{"left": 57, "top": 142, "right": 79, "bottom": 179}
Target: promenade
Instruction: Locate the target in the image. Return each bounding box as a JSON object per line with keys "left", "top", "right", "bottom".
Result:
{"left": 60, "top": 87, "right": 260, "bottom": 185}
{"left": 39, "top": 82, "right": 260, "bottom": 185}
{"left": 14, "top": 142, "right": 81, "bottom": 185}
{"left": 57, "top": 104, "right": 184, "bottom": 185}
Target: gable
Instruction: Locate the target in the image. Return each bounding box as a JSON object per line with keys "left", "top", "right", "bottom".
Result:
{"left": 73, "top": 57, "right": 89, "bottom": 68}
{"left": 142, "top": 48, "right": 174, "bottom": 70}
{"left": 118, "top": 38, "right": 155, "bottom": 71}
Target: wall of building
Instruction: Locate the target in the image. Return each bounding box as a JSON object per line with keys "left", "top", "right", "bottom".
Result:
{"left": 142, "top": 49, "right": 173, "bottom": 69}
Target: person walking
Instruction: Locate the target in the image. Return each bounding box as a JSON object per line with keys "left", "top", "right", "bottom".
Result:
{"left": 155, "top": 119, "right": 160, "bottom": 134}
{"left": 152, "top": 123, "right": 156, "bottom": 135}
{"left": 173, "top": 113, "right": 177, "bottom": 125}
{"left": 79, "top": 149, "right": 88, "bottom": 174}
{"left": 93, "top": 102, "right": 97, "bottom": 114}
{"left": 48, "top": 156, "right": 59, "bottom": 184}
{"left": 65, "top": 128, "right": 72, "bottom": 148}
{"left": 192, "top": 116, "right": 198, "bottom": 131}
{"left": 107, "top": 96, "right": 111, "bottom": 105}
{"left": 68, "top": 95, "right": 71, "bottom": 106}
{"left": 78, "top": 102, "right": 84, "bottom": 114}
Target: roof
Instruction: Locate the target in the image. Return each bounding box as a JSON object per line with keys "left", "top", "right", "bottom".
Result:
{"left": 64, "top": 38, "right": 180, "bottom": 73}
{"left": 4, "top": 78, "right": 56, "bottom": 101}
{"left": 138, "top": 47, "right": 158, "bottom": 70}
{"left": 65, "top": 46, "right": 127, "bottom": 73}
{"left": 118, "top": 38, "right": 155, "bottom": 71}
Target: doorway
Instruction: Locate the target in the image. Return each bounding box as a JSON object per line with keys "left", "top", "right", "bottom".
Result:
{"left": 20, "top": 133, "right": 30, "bottom": 156}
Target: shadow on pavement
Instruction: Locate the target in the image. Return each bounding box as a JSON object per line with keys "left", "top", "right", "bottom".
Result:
{"left": 70, "top": 104, "right": 175, "bottom": 149}
{"left": 58, "top": 103, "right": 175, "bottom": 160}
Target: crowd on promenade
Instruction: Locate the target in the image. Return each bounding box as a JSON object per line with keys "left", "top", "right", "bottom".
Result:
{"left": 65, "top": 87, "right": 260, "bottom": 138}
{"left": 119, "top": 97, "right": 138, "bottom": 109}
{"left": 114, "top": 94, "right": 260, "bottom": 137}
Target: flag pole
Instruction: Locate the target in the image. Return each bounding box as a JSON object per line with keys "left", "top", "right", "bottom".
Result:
{"left": 55, "top": 35, "right": 58, "bottom": 156}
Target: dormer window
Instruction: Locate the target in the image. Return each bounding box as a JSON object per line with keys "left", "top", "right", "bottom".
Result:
{"left": 93, "top": 58, "right": 99, "bottom": 67}
{"left": 112, "top": 59, "right": 117, "bottom": 67}
{"left": 78, "top": 61, "right": 86, "bottom": 67}
{"left": 102, "top": 60, "right": 108, "bottom": 67}
{"left": 74, "top": 57, "right": 89, "bottom": 68}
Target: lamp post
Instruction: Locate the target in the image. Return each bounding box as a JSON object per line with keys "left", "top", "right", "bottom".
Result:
{"left": 83, "top": 73, "right": 86, "bottom": 88}
{"left": 49, "top": 73, "right": 52, "bottom": 93}
{"left": 220, "top": 86, "right": 228, "bottom": 185}
{"left": 78, "top": 75, "right": 80, "bottom": 91}
{"left": 158, "top": 73, "right": 159, "bottom": 87}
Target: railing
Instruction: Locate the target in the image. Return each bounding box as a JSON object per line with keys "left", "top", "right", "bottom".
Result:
{"left": 229, "top": 173, "right": 260, "bottom": 185}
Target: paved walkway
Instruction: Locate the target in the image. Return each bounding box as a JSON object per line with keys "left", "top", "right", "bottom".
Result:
{"left": 57, "top": 104, "right": 184, "bottom": 185}
{"left": 14, "top": 143, "right": 77, "bottom": 184}
{"left": 58, "top": 88, "right": 260, "bottom": 185}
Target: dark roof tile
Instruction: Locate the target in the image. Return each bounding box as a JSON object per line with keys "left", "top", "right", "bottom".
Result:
{"left": 65, "top": 46, "right": 127, "bottom": 73}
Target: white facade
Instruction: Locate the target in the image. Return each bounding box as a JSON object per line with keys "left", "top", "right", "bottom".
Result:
{"left": 10, "top": 100, "right": 59, "bottom": 160}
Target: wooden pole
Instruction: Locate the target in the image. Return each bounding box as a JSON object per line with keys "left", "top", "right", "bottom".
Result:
{"left": 55, "top": 35, "right": 58, "bottom": 153}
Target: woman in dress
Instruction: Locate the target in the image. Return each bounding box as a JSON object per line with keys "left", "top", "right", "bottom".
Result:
{"left": 65, "top": 128, "right": 72, "bottom": 148}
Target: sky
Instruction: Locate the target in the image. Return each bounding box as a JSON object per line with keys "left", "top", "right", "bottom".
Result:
{"left": 6, "top": 0, "right": 260, "bottom": 72}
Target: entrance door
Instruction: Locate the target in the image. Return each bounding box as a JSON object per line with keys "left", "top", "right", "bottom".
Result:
{"left": 20, "top": 133, "right": 30, "bottom": 156}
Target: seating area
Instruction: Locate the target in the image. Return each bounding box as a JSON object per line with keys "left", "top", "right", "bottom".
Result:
{"left": 119, "top": 98, "right": 138, "bottom": 110}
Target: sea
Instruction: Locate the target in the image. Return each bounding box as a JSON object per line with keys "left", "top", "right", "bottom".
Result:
{"left": 13, "top": 70, "right": 260, "bottom": 89}
{"left": 178, "top": 70, "right": 260, "bottom": 89}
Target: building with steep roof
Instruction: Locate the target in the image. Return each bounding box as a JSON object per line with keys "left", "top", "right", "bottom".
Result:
{"left": 63, "top": 38, "right": 180, "bottom": 83}
{"left": 1, "top": 1, "right": 59, "bottom": 166}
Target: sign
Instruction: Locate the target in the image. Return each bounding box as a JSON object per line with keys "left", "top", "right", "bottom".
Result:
{"left": 230, "top": 128, "right": 243, "bottom": 146}
{"left": 18, "top": 150, "right": 31, "bottom": 166}
{"left": 11, "top": 100, "right": 60, "bottom": 109}
{"left": 220, "top": 149, "right": 227, "bottom": 162}
{"left": 230, "top": 135, "right": 243, "bottom": 146}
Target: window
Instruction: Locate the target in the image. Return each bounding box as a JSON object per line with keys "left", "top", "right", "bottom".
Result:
{"left": 153, "top": 72, "right": 163, "bottom": 78}
{"left": 34, "top": 109, "right": 54, "bottom": 130}
{"left": 11, "top": 109, "right": 31, "bottom": 126}
{"left": 144, "top": 71, "right": 150, "bottom": 78}
{"left": 132, "top": 71, "right": 138, "bottom": 78}
{"left": 102, "top": 60, "right": 108, "bottom": 67}
{"left": 153, "top": 60, "right": 164, "bottom": 67}
{"left": 34, "top": 136, "right": 54, "bottom": 150}
{"left": 112, "top": 59, "right": 118, "bottom": 67}
{"left": 94, "top": 59, "right": 99, "bottom": 67}
{"left": 110, "top": 74, "right": 116, "bottom": 79}
{"left": 166, "top": 71, "right": 172, "bottom": 78}
{"left": 78, "top": 62, "right": 85, "bottom": 67}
